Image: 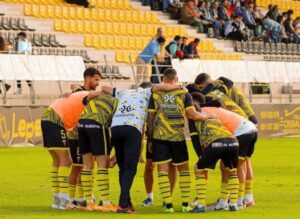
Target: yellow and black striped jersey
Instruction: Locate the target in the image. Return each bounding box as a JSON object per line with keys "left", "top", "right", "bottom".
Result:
{"left": 80, "top": 95, "right": 118, "bottom": 129}
{"left": 214, "top": 78, "right": 255, "bottom": 118}
{"left": 205, "top": 89, "right": 248, "bottom": 119}
{"left": 193, "top": 118, "right": 236, "bottom": 147}
{"left": 148, "top": 89, "right": 194, "bottom": 142}
{"left": 42, "top": 107, "right": 64, "bottom": 128}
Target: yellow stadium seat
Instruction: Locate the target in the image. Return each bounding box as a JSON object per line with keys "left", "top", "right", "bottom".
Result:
{"left": 24, "top": 4, "right": 31, "bottom": 16}
{"left": 107, "top": 37, "right": 115, "bottom": 49}
{"left": 111, "top": 10, "right": 119, "bottom": 22}
{"left": 84, "top": 21, "right": 92, "bottom": 34}
{"left": 140, "top": 24, "right": 148, "bottom": 37}
{"left": 144, "top": 12, "right": 152, "bottom": 23}
{"left": 143, "top": 37, "right": 151, "bottom": 47}
{"left": 136, "top": 37, "right": 143, "bottom": 50}
{"left": 105, "top": 22, "right": 113, "bottom": 35}
{"left": 54, "top": 20, "right": 62, "bottom": 31}
{"left": 138, "top": 12, "right": 145, "bottom": 24}
{"left": 84, "top": 8, "right": 91, "bottom": 20}
{"left": 54, "top": 6, "right": 62, "bottom": 19}
{"left": 123, "top": 51, "right": 130, "bottom": 64}
{"left": 130, "top": 51, "right": 138, "bottom": 63}
{"left": 113, "top": 23, "right": 120, "bottom": 35}
{"left": 147, "top": 25, "right": 154, "bottom": 36}
{"left": 62, "top": 20, "right": 70, "bottom": 33}
{"left": 114, "top": 36, "right": 122, "bottom": 50}
{"left": 76, "top": 7, "right": 84, "bottom": 20}
{"left": 122, "top": 37, "right": 130, "bottom": 50}
{"left": 99, "top": 22, "right": 106, "bottom": 34}
{"left": 126, "top": 23, "right": 134, "bottom": 36}
{"left": 31, "top": 5, "right": 39, "bottom": 17}
{"left": 91, "top": 21, "right": 99, "bottom": 34}
{"left": 131, "top": 11, "right": 139, "bottom": 23}
{"left": 47, "top": 5, "right": 55, "bottom": 19}
{"left": 119, "top": 23, "right": 127, "bottom": 35}
{"left": 62, "top": 6, "right": 69, "bottom": 19}
{"left": 166, "top": 26, "right": 174, "bottom": 37}
{"left": 103, "top": 0, "right": 111, "bottom": 8}
{"left": 115, "top": 50, "right": 123, "bottom": 63}
{"left": 133, "top": 24, "right": 141, "bottom": 36}
{"left": 104, "top": 9, "right": 112, "bottom": 21}
{"left": 129, "top": 37, "right": 136, "bottom": 50}
{"left": 99, "top": 36, "right": 108, "bottom": 49}
{"left": 118, "top": 10, "right": 125, "bottom": 22}
{"left": 77, "top": 21, "right": 84, "bottom": 34}
{"left": 69, "top": 7, "right": 77, "bottom": 19}
{"left": 91, "top": 8, "right": 98, "bottom": 20}
{"left": 125, "top": 11, "right": 132, "bottom": 23}
{"left": 98, "top": 9, "right": 104, "bottom": 21}
{"left": 92, "top": 35, "right": 99, "bottom": 48}
{"left": 70, "top": 20, "right": 77, "bottom": 33}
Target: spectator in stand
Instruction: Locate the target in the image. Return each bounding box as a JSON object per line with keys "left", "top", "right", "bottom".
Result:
{"left": 186, "top": 37, "right": 200, "bottom": 58}
{"left": 294, "top": 19, "right": 300, "bottom": 44}
{"left": 242, "top": 3, "right": 262, "bottom": 39}
{"left": 165, "top": 35, "right": 181, "bottom": 58}
{"left": 224, "top": 14, "right": 248, "bottom": 41}
{"left": 278, "top": 14, "right": 289, "bottom": 43}
{"left": 284, "top": 10, "right": 295, "bottom": 36}
{"left": 252, "top": 5, "right": 264, "bottom": 22}
{"left": 180, "top": 0, "right": 208, "bottom": 33}
{"left": 218, "top": 0, "right": 231, "bottom": 22}
{"left": 262, "top": 14, "right": 281, "bottom": 43}
{"left": 65, "top": 0, "right": 93, "bottom": 8}
{"left": 266, "top": 5, "right": 280, "bottom": 21}
{"left": 162, "top": 0, "right": 171, "bottom": 13}
{"left": 14, "top": 32, "right": 32, "bottom": 95}
{"left": 136, "top": 36, "right": 166, "bottom": 83}
{"left": 180, "top": 36, "right": 189, "bottom": 57}
{"left": 0, "top": 36, "right": 11, "bottom": 94}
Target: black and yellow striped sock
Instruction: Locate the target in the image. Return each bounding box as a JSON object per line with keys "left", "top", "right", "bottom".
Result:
{"left": 97, "top": 168, "right": 110, "bottom": 203}
{"left": 58, "top": 167, "right": 70, "bottom": 199}
{"left": 179, "top": 171, "right": 191, "bottom": 204}
{"left": 76, "top": 184, "right": 84, "bottom": 201}
{"left": 220, "top": 182, "right": 229, "bottom": 200}
{"left": 238, "top": 182, "right": 245, "bottom": 200}
{"left": 81, "top": 169, "right": 93, "bottom": 201}
{"left": 158, "top": 171, "right": 172, "bottom": 205}
{"left": 69, "top": 184, "right": 76, "bottom": 201}
{"left": 228, "top": 174, "right": 239, "bottom": 205}
{"left": 50, "top": 167, "right": 59, "bottom": 196}
{"left": 245, "top": 179, "right": 253, "bottom": 195}
{"left": 195, "top": 174, "right": 207, "bottom": 206}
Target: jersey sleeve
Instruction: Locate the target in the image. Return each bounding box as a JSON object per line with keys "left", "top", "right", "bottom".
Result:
{"left": 113, "top": 88, "right": 121, "bottom": 98}
{"left": 219, "top": 77, "right": 234, "bottom": 89}
{"left": 188, "top": 119, "right": 202, "bottom": 157}
{"left": 148, "top": 94, "right": 155, "bottom": 113}
{"left": 184, "top": 93, "right": 194, "bottom": 110}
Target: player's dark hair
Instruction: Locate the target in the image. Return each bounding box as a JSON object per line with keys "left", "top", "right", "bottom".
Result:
{"left": 139, "top": 81, "right": 153, "bottom": 89}
{"left": 163, "top": 68, "right": 177, "bottom": 81}
{"left": 174, "top": 35, "right": 181, "bottom": 41}
{"left": 83, "top": 67, "right": 101, "bottom": 78}
{"left": 194, "top": 38, "right": 200, "bottom": 43}
{"left": 17, "top": 32, "right": 27, "bottom": 38}
{"left": 186, "top": 83, "right": 202, "bottom": 93}
{"left": 191, "top": 92, "right": 206, "bottom": 105}
{"left": 194, "top": 73, "right": 210, "bottom": 85}
{"left": 157, "top": 36, "right": 166, "bottom": 44}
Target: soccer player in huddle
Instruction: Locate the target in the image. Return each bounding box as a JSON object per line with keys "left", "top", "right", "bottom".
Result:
{"left": 101, "top": 81, "right": 186, "bottom": 213}
{"left": 194, "top": 74, "right": 258, "bottom": 207}
{"left": 67, "top": 67, "right": 101, "bottom": 207}
{"left": 146, "top": 68, "right": 209, "bottom": 213}
{"left": 188, "top": 102, "right": 240, "bottom": 212}
{"left": 41, "top": 90, "right": 98, "bottom": 210}
{"left": 190, "top": 93, "right": 258, "bottom": 210}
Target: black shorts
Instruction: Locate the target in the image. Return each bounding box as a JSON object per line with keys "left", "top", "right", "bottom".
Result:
{"left": 78, "top": 119, "right": 112, "bottom": 156}
{"left": 146, "top": 140, "right": 153, "bottom": 160}
{"left": 197, "top": 138, "right": 239, "bottom": 171}
{"left": 68, "top": 139, "right": 83, "bottom": 165}
{"left": 152, "top": 139, "right": 189, "bottom": 165}
{"left": 41, "top": 120, "right": 67, "bottom": 149}
{"left": 236, "top": 132, "right": 257, "bottom": 159}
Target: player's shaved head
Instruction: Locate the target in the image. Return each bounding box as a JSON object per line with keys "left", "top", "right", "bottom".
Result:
{"left": 163, "top": 68, "right": 178, "bottom": 83}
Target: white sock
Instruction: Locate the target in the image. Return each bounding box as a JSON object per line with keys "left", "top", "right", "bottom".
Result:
{"left": 102, "top": 200, "right": 111, "bottom": 205}
{"left": 60, "top": 193, "right": 69, "bottom": 200}
{"left": 237, "top": 198, "right": 244, "bottom": 205}
{"left": 245, "top": 194, "right": 254, "bottom": 201}
{"left": 147, "top": 193, "right": 154, "bottom": 200}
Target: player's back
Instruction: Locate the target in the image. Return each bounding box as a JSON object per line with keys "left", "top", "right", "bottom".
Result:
{"left": 50, "top": 91, "right": 89, "bottom": 131}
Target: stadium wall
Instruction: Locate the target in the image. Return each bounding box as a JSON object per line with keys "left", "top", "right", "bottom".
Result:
{"left": 1, "top": 104, "right": 300, "bottom": 146}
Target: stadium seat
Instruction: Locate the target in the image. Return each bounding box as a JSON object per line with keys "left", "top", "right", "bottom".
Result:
{"left": 84, "top": 35, "right": 92, "bottom": 47}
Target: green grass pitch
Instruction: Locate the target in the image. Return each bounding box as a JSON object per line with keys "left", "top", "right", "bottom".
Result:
{"left": 0, "top": 138, "right": 300, "bottom": 219}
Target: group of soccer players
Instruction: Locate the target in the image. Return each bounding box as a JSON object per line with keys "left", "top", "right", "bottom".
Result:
{"left": 41, "top": 66, "right": 258, "bottom": 214}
